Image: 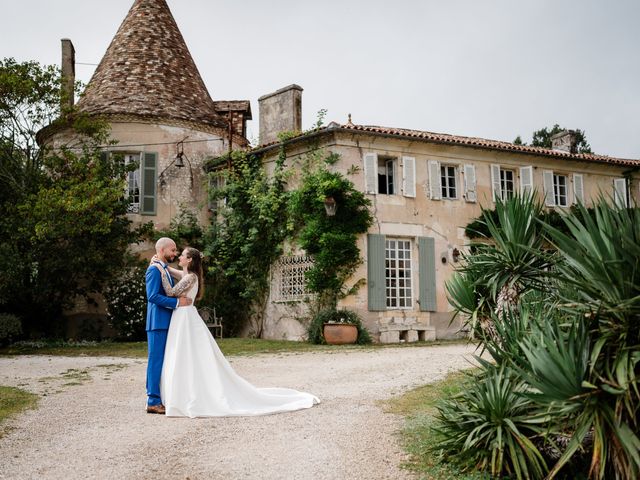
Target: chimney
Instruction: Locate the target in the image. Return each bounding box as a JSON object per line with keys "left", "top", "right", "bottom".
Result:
{"left": 61, "top": 38, "right": 76, "bottom": 110}
{"left": 551, "top": 130, "right": 578, "bottom": 153}
{"left": 258, "top": 84, "right": 303, "bottom": 145}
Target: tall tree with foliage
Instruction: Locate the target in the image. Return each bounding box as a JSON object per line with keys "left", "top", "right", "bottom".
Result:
{"left": 0, "top": 58, "right": 141, "bottom": 336}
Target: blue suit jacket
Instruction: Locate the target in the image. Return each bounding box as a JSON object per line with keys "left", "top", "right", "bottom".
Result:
{"left": 145, "top": 264, "right": 178, "bottom": 331}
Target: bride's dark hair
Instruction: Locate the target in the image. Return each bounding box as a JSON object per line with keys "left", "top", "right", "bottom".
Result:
{"left": 185, "top": 247, "right": 204, "bottom": 301}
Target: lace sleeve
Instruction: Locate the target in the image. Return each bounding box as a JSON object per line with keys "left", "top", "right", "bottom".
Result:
{"left": 160, "top": 272, "right": 197, "bottom": 297}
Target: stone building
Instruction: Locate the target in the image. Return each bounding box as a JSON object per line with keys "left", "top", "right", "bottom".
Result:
{"left": 38, "top": 0, "right": 640, "bottom": 342}
{"left": 38, "top": 0, "right": 251, "bottom": 330}
{"left": 43, "top": 0, "right": 250, "bottom": 232}
{"left": 253, "top": 87, "right": 640, "bottom": 343}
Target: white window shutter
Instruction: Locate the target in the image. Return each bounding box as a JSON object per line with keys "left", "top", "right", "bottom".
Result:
{"left": 543, "top": 170, "right": 555, "bottom": 206}
{"left": 402, "top": 156, "right": 416, "bottom": 198}
{"left": 464, "top": 164, "right": 477, "bottom": 202}
{"left": 363, "top": 153, "right": 378, "bottom": 194}
{"left": 614, "top": 178, "right": 628, "bottom": 207}
{"left": 520, "top": 166, "right": 533, "bottom": 196}
{"left": 390, "top": 159, "right": 397, "bottom": 194}
{"left": 572, "top": 173, "right": 584, "bottom": 204}
{"left": 428, "top": 160, "right": 441, "bottom": 200}
{"left": 490, "top": 164, "right": 501, "bottom": 201}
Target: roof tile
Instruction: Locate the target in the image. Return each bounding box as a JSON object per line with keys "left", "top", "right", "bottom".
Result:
{"left": 76, "top": 0, "right": 226, "bottom": 129}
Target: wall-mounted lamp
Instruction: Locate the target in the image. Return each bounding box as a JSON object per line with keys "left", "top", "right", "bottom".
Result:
{"left": 159, "top": 140, "right": 193, "bottom": 187}
{"left": 324, "top": 196, "right": 337, "bottom": 216}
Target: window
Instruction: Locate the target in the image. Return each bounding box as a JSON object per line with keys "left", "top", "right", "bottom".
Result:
{"left": 553, "top": 174, "right": 569, "bottom": 207}
{"left": 385, "top": 239, "right": 412, "bottom": 308}
{"left": 500, "top": 169, "right": 515, "bottom": 199}
{"left": 491, "top": 164, "right": 518, "bottom": 201}
{"left": 543, "top": 170, "right": 570, "bottom": 207}
{"left": 123, "top": 154, "right": 141, "bottom": 213}
{"left": 208, "top": 174, "right": 226, "bottom": 215}
{"left": 614, "top": 178, "right": 628, "bottom": 207}
{"left": 440, "top": 165, "right": 457, "bottom": 199}
{"left": 273, "top": 255, "right": 314, "bottom": 301}
{"left": 377, "top": 157, "right": 396, "bottom": 195}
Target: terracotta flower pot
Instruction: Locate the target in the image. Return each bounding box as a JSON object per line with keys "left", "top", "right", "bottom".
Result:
{"left": 323, "top": 323, "right": 358, "bottom": 345}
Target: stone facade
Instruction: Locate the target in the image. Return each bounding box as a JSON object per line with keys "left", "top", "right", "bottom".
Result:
{"left": 256, "top": 123, "right": 640, "bottom": 343}
{"left": 45, "top": 0, "right": 252, "bottom": 235}
{"left": 42, "top": 0, "right": 252, "bottom": 333}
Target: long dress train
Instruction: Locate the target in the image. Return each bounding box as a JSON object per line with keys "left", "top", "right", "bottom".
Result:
{"left": 158, "top": 272, "right": 320, "bottom": 417}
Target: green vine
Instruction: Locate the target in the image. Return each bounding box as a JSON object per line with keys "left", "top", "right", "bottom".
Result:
{"left": 205, "top": 148, "right": 290, "bottom": 336}
{"left": 203, "top": 119, "right": 373, "bottom": 335}
{"left": 289, "top": 162, "right": 373, "bottom": 308}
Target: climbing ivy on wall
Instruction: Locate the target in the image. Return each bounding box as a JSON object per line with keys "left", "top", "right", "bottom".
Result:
{"left": 289, "top": 162, "right": 373, "bottom": 309}
{"left": 205, "top": 147, "right": 289, "bottom": 336}
{"left": 204, "top": 140, "right": 373, "bottom": 334}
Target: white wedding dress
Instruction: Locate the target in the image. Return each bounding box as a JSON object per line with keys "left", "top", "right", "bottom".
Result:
{"left": 159, "top": 272, "right": 319, "bottom": 418}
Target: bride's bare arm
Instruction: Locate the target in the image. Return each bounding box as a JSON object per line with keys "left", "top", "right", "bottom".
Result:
{"left": 159, "top": 271, "right": 196, "bottom": 298}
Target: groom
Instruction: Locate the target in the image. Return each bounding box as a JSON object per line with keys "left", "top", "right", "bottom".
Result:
{"left": 145, "top": 237, "right": 192, "bottom": 414}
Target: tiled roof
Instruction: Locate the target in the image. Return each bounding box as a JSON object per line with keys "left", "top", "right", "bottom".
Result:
{"left": 76, "top": 0, "right": 226, "bottom": 129}
{"left": 255, "top": 122, "right": 639, "bottom": 167}
{"left": 338, "top": 124, "right": 640, "bottom": 167}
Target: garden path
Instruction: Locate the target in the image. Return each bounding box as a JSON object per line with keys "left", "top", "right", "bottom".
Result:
{"left": 0, "top": 344, "right": 475, "bottom": 480}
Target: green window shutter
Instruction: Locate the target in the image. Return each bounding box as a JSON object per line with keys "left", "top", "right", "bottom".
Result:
{"left": 367, "top": 234, "right": 386, "bottom": 311}
{"left": 141, "top": 152, "right": 157, "bottom": 215}
{"left": 418, "top": 237, "right": 437, "bottom": 311}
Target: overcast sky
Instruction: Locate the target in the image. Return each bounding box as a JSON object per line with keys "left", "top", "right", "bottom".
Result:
{"left": 2, "top": 0, "right": 639, "bottom": 158}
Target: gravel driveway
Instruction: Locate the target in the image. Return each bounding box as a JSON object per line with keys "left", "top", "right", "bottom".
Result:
{"left": 0, "top": 344, "right": 476, "bottom": 480}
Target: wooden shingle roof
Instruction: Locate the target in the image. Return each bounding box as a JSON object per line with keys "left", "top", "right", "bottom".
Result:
{"left": 76, "top": 0, "right": 226, "bottom": 129}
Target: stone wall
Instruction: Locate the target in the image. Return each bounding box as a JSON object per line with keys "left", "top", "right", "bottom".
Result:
{"left": 258, "top": 130, "right": 639, "bottom": 342}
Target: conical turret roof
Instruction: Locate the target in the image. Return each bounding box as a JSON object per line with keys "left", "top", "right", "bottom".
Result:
{"left": 76, "top": 0, "right": 226, "bottom": 129}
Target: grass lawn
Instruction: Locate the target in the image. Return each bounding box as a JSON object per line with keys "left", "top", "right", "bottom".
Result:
{"left": 0, "top": 338, "right": 468, "bottom": 358}
{"left": 386, "top": 369, "right": 487, "bottom": 480}
{"left": 0, "top": 386, "right": 39, "bottom": 434}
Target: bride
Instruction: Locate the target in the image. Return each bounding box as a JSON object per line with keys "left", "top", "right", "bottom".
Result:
{"left": 153, "top": 246, "right": 319, "bottom": 417}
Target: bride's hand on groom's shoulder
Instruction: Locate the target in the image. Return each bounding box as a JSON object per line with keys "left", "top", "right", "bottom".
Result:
{"left": 150, "top": 254, "right": 159, "bottom": 264}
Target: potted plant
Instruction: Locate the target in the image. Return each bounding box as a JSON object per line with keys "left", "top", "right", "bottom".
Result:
{"left": 307, "top": 309, "right": 371, "bottom": 345}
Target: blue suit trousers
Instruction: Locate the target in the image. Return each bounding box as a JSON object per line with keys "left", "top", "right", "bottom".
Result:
{"left": 146, "top": 329, "right": 168, "bottom": 406}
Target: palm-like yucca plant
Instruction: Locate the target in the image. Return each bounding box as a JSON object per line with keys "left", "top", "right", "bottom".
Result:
{"left": 480, "top": 294, "right": 547, "bottom": 370}
{"left": 445, "top": 262, "right": 492, "bottom": 339}
{"left": 448, "top": 194, "right": 553, "bottom": 342}
{"left": 539, "top": 199, "right": 640, "bottom": 479}
{"left": 433, "top": 366, "right": 547, "bottom": 479}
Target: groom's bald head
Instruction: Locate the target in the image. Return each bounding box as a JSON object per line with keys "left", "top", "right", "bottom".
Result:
{"left": 156, "top": 237, "right": 177, "bottom": 263}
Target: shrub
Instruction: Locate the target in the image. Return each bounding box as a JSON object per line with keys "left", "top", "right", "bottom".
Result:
{"left": 441, "top": 197, "right": 640, "bottom": 479}
{"left": 105, "top": 264, "right": 147, "bottom": 340}
{"left": 0, "top": 313, "right": 22, "bottom": 346}
{"left": 432, "top": 367, "right": 546, "bottom": 479}
{"left": 307, "top": 308, "right": 371, "bottom": 345}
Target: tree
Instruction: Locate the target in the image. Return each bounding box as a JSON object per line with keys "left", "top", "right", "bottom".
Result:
{"left": 0, "top": 58, "right": 141, "bottom": 336}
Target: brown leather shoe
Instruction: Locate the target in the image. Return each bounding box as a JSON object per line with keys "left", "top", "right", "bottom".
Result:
{"left": 146, "top": 404, "right": 166, "bottom": 414}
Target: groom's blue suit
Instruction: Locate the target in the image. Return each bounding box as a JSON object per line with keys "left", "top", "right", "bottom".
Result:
{"left": 145, "top": 261, "right": 179, "bottom": 407}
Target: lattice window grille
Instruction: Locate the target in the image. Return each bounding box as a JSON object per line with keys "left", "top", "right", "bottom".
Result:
{"left": 274, "top": 255, "right": 314, "bottom": 301}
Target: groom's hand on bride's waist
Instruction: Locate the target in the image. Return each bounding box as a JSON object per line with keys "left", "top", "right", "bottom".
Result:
{"left": 178, "top": 297, "right": 192, "bottom": 306}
